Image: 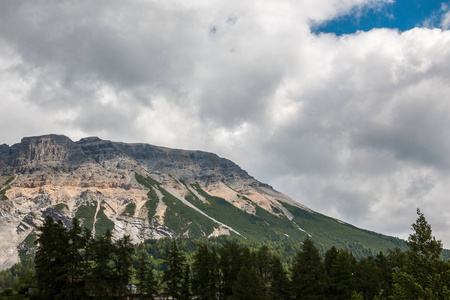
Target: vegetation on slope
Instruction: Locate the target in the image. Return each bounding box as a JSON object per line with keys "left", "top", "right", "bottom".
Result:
{"left": 189, "top": 183, "right": 309, "bottom": 242}
{"left": 2, "top": 210, "right": 449, "bottom": 299}
{"left": 135, "top": 174, "right": 217, "bottom": 238}
{"left": 281, "top": 202, "right": 407, "bottom": 255}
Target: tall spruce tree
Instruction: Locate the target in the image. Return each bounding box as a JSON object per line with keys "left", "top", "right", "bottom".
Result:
{"left": 65, "top": 218, "right": 86, "bottom": 299}
{"left": 112, "top": 235, "right": 134, "bottom": 297}
{"left": 232, "top": 266, "right": 265, "bottom": 300}
{"left": 192, "top": 244, "right": 219, "bottom": 300}
{"left": 35, "top": 215, "right": 70, "bottom": 299}
{"left": 268, "top": 256, "right": 291, "bottom": 300}
{"left": 136, "top": 251, "right": 158, "bottom": 299}
{"left": 219, "top": 241, "right": 245, "bottom": 299}
{"left": 355, "top": 256, "right": 380, "bottom": 300}
{"left": 162, "top": 240, "right": 187, "bottom": 300}
{"left": 328, "top": 250, "right": 357, "bottom": 300}
{"left": 392, "top": 208, "right": 450, "bottom": 299}
{"left": 290, "top": 237, "right": 324, "bottom": 299}
{"left": 90, "top": 229, "right": 115, "bottom": 297}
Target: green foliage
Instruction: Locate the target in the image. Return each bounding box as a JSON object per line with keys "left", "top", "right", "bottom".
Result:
{"left": 136, "top": 251, "right": 158, "bottom": 298}
{"left": 291, "top": 237, "right": 324, "bottom": 299}
{"left": 407, "top": 208, "right": 443, "bottom": 260}
{"left": 0, "top": 258, "right": 34, "bottom": 291}
{"left": 34, "top": 216, "right": 71, "bottom": 299}
{"left": 94, "top": 206, "right": 115, "bottom": 238}
{"left": 190, "top": 183, "right": 307, "bottom": 242}
{"left": 232, "top": 267, "right": 265, "bottom": 300}
{"left": 53, "top": 203, "right": 69, "bottom": 211}
{"left": 191, "top": 244, "right": 220, "bottom": 299}
{"left": 392, "top": 209, "right": 450, "bottom": 299}
{"left": 268, "top": 257, "right": 290, "bottom": 300}
{"left": 135, "top": 174, "right": 217, "bottom": 238}
{"left": 122, "top": 202, "right": 136, "bottom": 216}
{"left": 162, "top": 241, "right": 188, "bottom": 299}
{"left": 0, "top": 176, "right": 13, "bottom": 201}
{"left": 18, "top": 232, "right": 36, "bottom": 261}
{"left": 135, "top": 173, "right": 159, "bottom": 220}
{"left": 281, "top": 202, "right": 408, "bottom": 257}
{"left": 74, "top": 203, "right": 97, "bottom": 231}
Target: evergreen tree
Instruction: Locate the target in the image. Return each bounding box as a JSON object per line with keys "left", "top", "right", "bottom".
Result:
{"left": 328, "top": 250, "right": 357, "bottom": 300}
{"left": 112, "top": 235, "right": 134, "bottom": 297}
{"left": 392, "top": 208, "right": 450, "bottom": 299}
{"left": 192, "top": 244, "right": 219, "bottom": 300}
{"left": 81, "top": 228, "right": 93, "bottom": 279}
{"left": 407, "top": 208, "right": 442, "bottom": 260}
{"left": 232, "top": 267, "right": 265, "bottom": 300}
{"left": 136, "top": 251, "right": 158, "bottom": 299}
{"left": 180, "top": 264, "right": 191, "bottom": 300}
{"left": 256, "top": 245, "right": 271, "bottom": 296}
{"left": 35, "top": 215, "right": 70, "bottom": 299}
{"left": 162, "top": 240, "right": 187, "bottom": 300}
{"left": 64, "top": 218, "right": 86, "bottom": 299}
{"left": 375, "top": 251, "right": 393, "bottom": 298}
{"left": 355, "top": 256, "right": 380, "bottom": 300}
{"left": 90, "top": 229, "right": 115, "bottom": 298}
{"left": 324, "top": 246, "right": 338, "bottom": 276}
{"left": 218, "top": 241, "right": 245, "bottom": 299}
{"left": 290, "top": 237, "right": 324, "bottom": 299}
{"left": 268, "top": 256, "right": 291, "bottom": 300}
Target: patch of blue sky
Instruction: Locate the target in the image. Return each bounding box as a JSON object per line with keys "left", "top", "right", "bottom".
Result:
{"left": 312, "top": 0, "right": 450, "bottom": 35}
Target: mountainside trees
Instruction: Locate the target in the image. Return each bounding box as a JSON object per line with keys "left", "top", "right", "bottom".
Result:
{"left": 9, "top": 209, "right": 450, "bottom": 299}
{"left": 35, "top": 216, "right": 134, "bottom": 299}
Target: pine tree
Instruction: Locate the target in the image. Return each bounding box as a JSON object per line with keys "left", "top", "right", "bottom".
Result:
{"left": 268, "top": 256, "right": 291, "bottom": 300}
{"left": 136, "top": 251, "right": 158, "bottom": 299}
{"left": 65, "top": 218, "right": 86, "bottom": 299}
{"left": 392, "top": 208, "right": 450, "bottom": 299}
{"left": 192, "top": 244, "right": 219, "bottom": 300}
{"left": 232, "top": 267, "right": 265, "bottom": 300}
{"left": 407, "top": 208, "right": 442, "bottom": 261}
{"left": 355, "top": 256, "right": 380, "bottom": 300}
{"left": 290, "top": 237, "right": 324, "bottom": 299}
{"left": 218, "top": 241, "right": 245, "bottom": 299}
{"left": 35, "top": 215, "right": 70, "bottom": 299}
{"left": 256, "top": 245, "right": 271, "bottom": 296}
{"left": 328, "top": 250, "right": 357, "bottom": 300}
{"left": 180, "top": 264, "right": 191, "bottom": 300}
{"left": 113, "top": 235, "right": 134, "bottom": 297}
{"left": 90, "top": 229, "right": 115, "bottom": 297}
{"left": 162, "top": 240, "right": 187, "bottom": 300}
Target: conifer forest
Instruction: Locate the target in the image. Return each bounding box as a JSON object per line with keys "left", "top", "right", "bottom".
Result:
{"left": 1, "top": 209, "right": 449, "bottom": 299}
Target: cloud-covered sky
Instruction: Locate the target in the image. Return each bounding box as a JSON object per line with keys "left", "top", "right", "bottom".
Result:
{"left": 2, "top": 0, "right": 450, "bottom": 246}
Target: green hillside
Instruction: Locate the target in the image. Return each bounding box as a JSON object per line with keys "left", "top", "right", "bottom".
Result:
{"left": 135, "top": 173, "right": 407, "bottom": 258}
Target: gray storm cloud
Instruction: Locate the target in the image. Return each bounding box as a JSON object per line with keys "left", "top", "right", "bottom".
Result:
{"left": 1, "top": 0, "right": 450, "bottom": 245}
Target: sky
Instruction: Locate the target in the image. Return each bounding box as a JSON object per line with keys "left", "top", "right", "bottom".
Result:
{"left": 1, "top": 0, "right": 450, "bottom": 246}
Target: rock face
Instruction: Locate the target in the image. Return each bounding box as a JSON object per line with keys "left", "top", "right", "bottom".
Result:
{"left": 0, "top": 134, "right": 407, "bottom": 270}
{"left": 0, "top": 135, "right": 307, "bottom": 269}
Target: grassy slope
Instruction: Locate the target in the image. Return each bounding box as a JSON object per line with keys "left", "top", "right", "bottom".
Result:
{"left": 137, "top": 174, "right": 408, "bottom": 257}
{"left": 95, "top": 205, "right": 115, "bottom": 238}
{"left": 75, "top": 203, "right": 97, "bottom": 232}
{"left": 135, "top": 174, "right": 217, "bottom": 238}
{"left": 281, "top": 202, "right": 407, "bottom": 255}
{"left": 189, "top": 183, "right": 308, "bottom": 242}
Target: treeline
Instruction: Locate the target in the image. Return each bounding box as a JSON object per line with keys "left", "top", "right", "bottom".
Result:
{"left": 2, "top": 208, "right": 450, "bottom": 299}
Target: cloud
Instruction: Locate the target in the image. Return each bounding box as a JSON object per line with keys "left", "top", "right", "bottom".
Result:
{"left": 2, "top": 0, "right": 450, "bottom": 246}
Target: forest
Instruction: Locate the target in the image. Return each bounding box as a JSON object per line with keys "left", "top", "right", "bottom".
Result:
{"left": 0, "top": 208, "right": 449, "bottom": 299}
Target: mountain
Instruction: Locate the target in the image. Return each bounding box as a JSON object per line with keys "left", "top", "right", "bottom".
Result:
{"left": 0, "top": 134, "right": 405, "bottom": 269}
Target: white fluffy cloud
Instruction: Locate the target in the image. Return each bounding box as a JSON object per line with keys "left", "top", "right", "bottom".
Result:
{"left": 1, "top": 0, "right": 450, "bottom": 245}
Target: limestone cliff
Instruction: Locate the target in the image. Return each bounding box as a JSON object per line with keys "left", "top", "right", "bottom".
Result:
{"left": 0, "top": 135, "right": 307, "bottom": 269}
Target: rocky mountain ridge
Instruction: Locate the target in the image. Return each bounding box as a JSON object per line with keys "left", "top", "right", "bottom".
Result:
{"left": 0, "top": 134, "right": 405, "bottom": 270}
